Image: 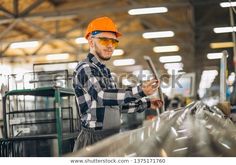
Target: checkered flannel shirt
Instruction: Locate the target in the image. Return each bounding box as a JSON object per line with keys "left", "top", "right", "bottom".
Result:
{"left": 73, "top": 53, "right": 151, "bottom": 129}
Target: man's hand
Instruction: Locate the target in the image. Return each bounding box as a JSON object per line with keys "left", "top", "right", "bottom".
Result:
{"left": 150, "top": 98, "right": 163, "bottom": 110}
{"left": 142, "top": 79, "right": 159, "bottom": 96}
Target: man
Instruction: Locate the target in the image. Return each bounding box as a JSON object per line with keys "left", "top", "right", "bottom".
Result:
{"left": 73, "top": 16, "right": 163, "bottom": 151}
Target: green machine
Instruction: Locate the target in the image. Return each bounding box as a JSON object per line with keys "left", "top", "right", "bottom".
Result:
{"left": 1, "top": 70, "right": 79, "bottom": 157}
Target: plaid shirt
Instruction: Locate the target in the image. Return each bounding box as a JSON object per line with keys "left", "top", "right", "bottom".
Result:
{"left": 73, "top": 53, "right": 151, "bottom": 129}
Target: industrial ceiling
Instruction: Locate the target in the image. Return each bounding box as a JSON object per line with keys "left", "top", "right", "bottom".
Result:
{"left": 0, "top": 0, "right": 235, "bottom": 84}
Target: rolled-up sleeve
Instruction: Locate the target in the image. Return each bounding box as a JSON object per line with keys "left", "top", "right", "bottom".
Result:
{"left": 120, "top": 97, "right": 151, "bottom": 113}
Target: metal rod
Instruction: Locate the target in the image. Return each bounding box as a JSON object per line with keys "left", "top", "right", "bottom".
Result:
{"left": 2, "top": 96, "right": 8, "bottom": 138}
{"left": 13, "top": 0, "right": 19, "bottom": 17}
{"left": 0, "top": 6, "right": 14, "bottom": 18}
{"left": 229, "top": 2, "right": 236, "bottom": 74}
{"left": 20, "top": 0, "right": 44, "bottom": 17}
{"left": 54, "top": 87, "right": 62, "bottom": 156}
{"left": 144, "top": 56, "right": 165, "bottom": 113}
{"left": 220, "top": 50, "right": 228, "bottom": 102}
{"left": 0, "top": 20, "right": 19, "bottom": 40}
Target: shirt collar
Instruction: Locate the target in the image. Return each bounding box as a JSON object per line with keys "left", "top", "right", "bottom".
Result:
{"left": 87, "top": 53, "right": 106, "bottom": 69}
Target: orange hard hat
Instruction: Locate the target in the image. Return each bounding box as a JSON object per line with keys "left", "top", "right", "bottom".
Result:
{"left": 85, "top": 16, "right": 122, "bottom": 39}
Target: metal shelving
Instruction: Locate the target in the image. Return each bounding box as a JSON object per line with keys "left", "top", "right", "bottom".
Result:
{"left": 1, "top": 86, "right": 78, "bottom": 157}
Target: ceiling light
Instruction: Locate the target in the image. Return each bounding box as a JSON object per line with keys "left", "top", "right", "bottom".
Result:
{"left": 213, "top": 26, "right": 236, "bottom": 33}
{"left": 159, "top": 55, "right": 182, "bottom": 63}
{"left": 164, "top": 62, "right": 183, "bottom": 70}
{"left": 113, "top": 59, "right": 135, "bottom": 66}
{"left": 210, "top": 42, "right": 234, "bottom": 49}
{"left": 10, "top": 41, "right": 39, "bottom": 49}
{"left": 46, "top": 53, "right": 69, "bottom": 61}
{"left": 128, "top": 7, "right": 168, "bottom": 15}
{"left": 153, "top": 45, "right": 179, "bottom": 53}
{"left": 220, "top": 2, "right": 236, "bottom": 7}
{"left": 143, "top": 31, "right": 174, "bottom": 39}
{"left": 75, "top": 37, "right": 88, "bottom": 44}
{"left": 207, "top": 53, "right": 224, "bottom": 59}
{"left": 112, "top": 49, "right": 124, "bottom": 56}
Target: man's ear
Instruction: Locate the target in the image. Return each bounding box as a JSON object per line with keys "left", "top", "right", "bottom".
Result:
{"left": 88, "top": 37, "right": 94, "bottom": 48}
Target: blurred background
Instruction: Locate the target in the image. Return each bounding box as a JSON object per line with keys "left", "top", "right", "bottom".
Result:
{"left": 1, "top": 0, "right": 236, "bottom": 157}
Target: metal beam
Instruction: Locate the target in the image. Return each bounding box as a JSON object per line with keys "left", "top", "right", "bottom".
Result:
{"left": 13, "top": 0, "right": 19, "bottom": 17}
{"left": 126, "top": 0, "right": 139, "bottom": 6}
{"left": 0, "top": 5, "right": 14, "bottom": 18}
{"left": 139, "top": 15, "right": 183, "bottom": 29}
{"left": 48, "top": 0, "right": 65, "bottom": 6}
{"left": 0, "top": 20, "right": 19, "bottom": 40}
{"left": 0, "top": 50, "right": 78, "bottom": 58}
{"left": 48, "top": 0, "right": 57, "bottom": 6}
{"left": 190, "top": 0, "right": 223, "bottom": 5}
{"left": 0, "top": 44, "right": 10, "bottom": 57}
{"left": 15, "top": 29, "right": 34, "bottom": 38}
{"left": 0, "top": 2, "right": 190, "bottom": 24}
{"left": 62, "top": 19, "right": 87, "bottom": 36}
{"left": 20, "top": 0, "right": 45, "bottom": 17}
{"left": 0, "top": 25, "right": 193, "bottom": 44}
{"left": 140, "top": 19, "right": 194, "bottom": 45}
{"left": 55, "top": 20, "right": 59, "bottom": 36}
{"left": 22, "top": 19, "right": 62, "bottom": 49}
{"left": 140, "top": 19, "right": 157, "bottom": 30}
{"left": 59, "top": 38, "right": 79, "bottom": 54}
{"left": 22, "top": 18, "right": 79, "bottom": 55}
{"left": 22, "top": 19, "right": 51, "bottom": 35}
{"left": 196, "top": 6, "right": 219, "bottom": 27}
{"left": 11, "top": 23, "right": 36, "bottom": 38}
{"left": 32, "top": 39, "right": 50, "bottom": 55}
{"left": 229, "top": 6, "right": 236, "bottom": 74}
{"left": 20, "top": 48, "right": 30, "bottom": 56}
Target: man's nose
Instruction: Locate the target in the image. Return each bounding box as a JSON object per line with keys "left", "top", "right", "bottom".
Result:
{"left": 107, "top": 40, "right": 113, "bottom": 47}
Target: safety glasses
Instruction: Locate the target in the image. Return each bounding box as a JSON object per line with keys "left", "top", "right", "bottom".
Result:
{"left": 92, "top": 37, "right": 119, "bottom": 48}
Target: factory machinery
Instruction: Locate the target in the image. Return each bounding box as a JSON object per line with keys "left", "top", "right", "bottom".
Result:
{"left": 68, "top": 101, "right": 236, "bottom": 157}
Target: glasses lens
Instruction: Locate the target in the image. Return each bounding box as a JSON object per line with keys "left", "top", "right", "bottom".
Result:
{"left": 97, "top": 37, "right": 118, "bottom": 47}
{"left": 98, "top": 38, "right": 108, "bottom": 45}
{"left": 111, "top": 39, "right": 119, "bottom": 47}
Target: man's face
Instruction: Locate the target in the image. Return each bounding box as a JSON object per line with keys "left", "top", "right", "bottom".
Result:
{"left": 89, "top": 32, "right": 118, "bottom": 61}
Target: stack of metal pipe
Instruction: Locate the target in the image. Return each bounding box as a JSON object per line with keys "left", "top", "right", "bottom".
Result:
{"left": 67, "top": 101, "right": 236, "bottom": 157}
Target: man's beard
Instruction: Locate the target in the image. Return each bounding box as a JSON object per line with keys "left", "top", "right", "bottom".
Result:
{"left": 94, "top": 43, "right": 111, "bottom": 61}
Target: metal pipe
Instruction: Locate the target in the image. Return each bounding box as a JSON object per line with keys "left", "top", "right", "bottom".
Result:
{"left": 144, "top": 56, "right": 165, "bottom": 113}
{"left": 66, "top": 102, "right": 236, "bottom": 157}
{"left": 220, "top": 50, "right": 228, "bottom": 102}
{"left": 229, "top": 5, "right": 236, "bottom": 74}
